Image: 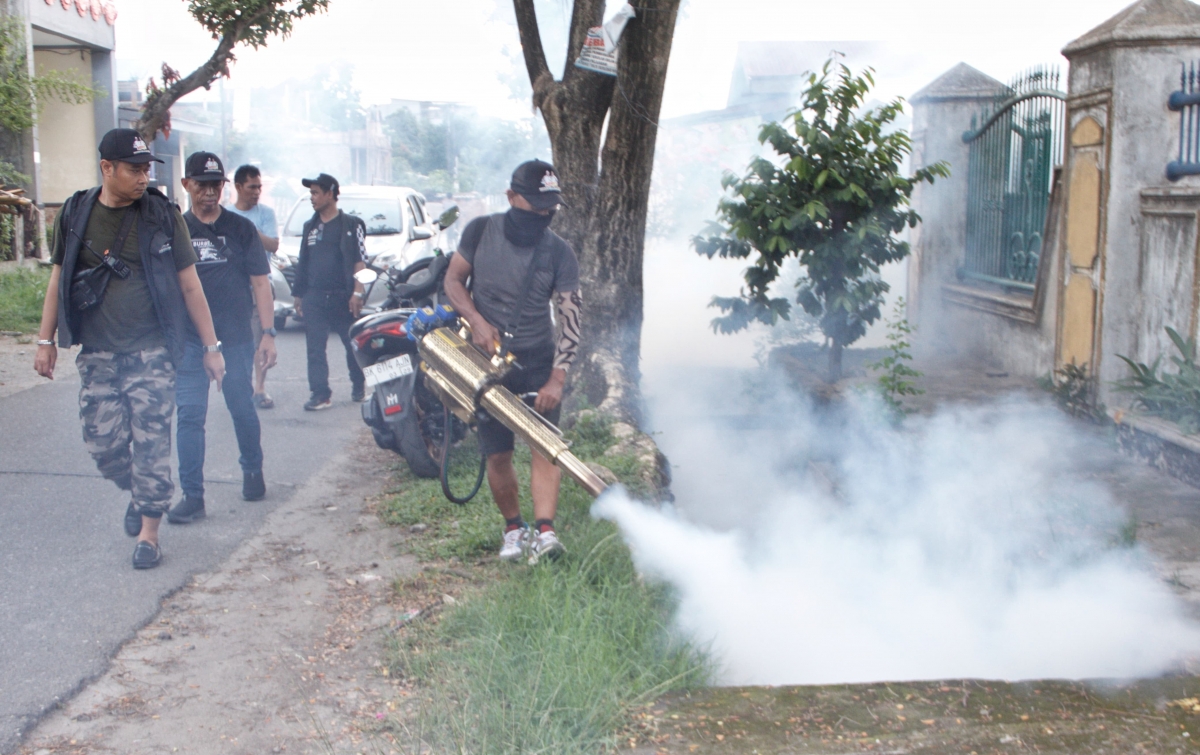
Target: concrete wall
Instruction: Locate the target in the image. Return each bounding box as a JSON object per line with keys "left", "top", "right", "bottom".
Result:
{"left": 1061, "top": 0, "right": 1200, "bottom": 407}
{"left": 33, "top": 47, "right": 97, "bottom": 203}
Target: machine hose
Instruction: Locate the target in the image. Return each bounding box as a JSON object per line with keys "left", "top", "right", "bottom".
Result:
{"left": 440, "top": 402, "right": 486, "bottom": 505}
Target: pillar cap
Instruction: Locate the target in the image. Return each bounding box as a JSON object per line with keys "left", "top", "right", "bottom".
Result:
{"left": 1064, "top": 0, "right": 1200, "bottom": 58}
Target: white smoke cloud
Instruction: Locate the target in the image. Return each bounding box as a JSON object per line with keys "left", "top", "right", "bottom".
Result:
{"left": 595, "top": 379, "right": 1200, "bottom": 685}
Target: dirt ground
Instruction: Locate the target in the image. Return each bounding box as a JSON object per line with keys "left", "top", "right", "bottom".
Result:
{"left": 628, "top": 677, "right": 1200, "bottom": 754}
{"left": 17, "top": 435, "right": 420, "bottom": 755}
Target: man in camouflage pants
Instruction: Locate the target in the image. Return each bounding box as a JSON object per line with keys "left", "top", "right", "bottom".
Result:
{"left": 34, "top": 128, "right": 225, "bottom": 570}
{"left": 76, "top": 348, "right": 177, "bottom": 507}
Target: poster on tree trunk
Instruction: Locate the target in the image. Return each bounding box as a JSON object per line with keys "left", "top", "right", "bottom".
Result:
{"left": 574, "top": 3, "right": 636, "bottom": 77}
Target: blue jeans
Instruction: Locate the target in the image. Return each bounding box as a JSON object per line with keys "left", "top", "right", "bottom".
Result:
{"left": 176, "top": 340, "right": 262, "bottom": 498}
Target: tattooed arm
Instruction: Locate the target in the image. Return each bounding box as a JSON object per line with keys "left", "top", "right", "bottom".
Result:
{"left": 533, "top": 290, "right": 581, "bottom": 415}
{"left": 553, "top": 289, "right": 582, "bottom": 372}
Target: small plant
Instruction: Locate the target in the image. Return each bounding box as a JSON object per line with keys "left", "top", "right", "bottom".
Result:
{"left": 1041, "top": 362, "right": 1104, "bottom": 420}
{"left": 0, "top": 266, "right": 50, "bottom": 332}
{"left": 868, "top": 297, "right": 923, "bottom": 416}
{"left": 1116, "top": 327, "right": 1200, "bottom": 434}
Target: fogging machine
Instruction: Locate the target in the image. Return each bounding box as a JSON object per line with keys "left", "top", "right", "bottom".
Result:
{"left": 405, "top": 305, "right": 609, "bottom": 500}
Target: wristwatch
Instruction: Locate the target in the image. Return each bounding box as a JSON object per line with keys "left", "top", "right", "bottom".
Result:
{"left": 36, "top": 339, "right": 54, "bottom": 346}
{"left": 353, "top": 291, "right": 365, "bottom": 300}
{"left": 263, "top": 327, "right": 278, "bottom": 337}
{"left": 202, "top": 341, "right": 223, "bottom": 353}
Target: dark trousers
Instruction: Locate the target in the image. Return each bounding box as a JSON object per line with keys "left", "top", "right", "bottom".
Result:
{"left": 303, "top": 290, "right": 364, "bottom": 400}
{"left": 176, "top": 340, "right": 262, "bottom": 498}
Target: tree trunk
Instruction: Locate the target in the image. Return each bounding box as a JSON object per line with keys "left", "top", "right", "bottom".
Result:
{"left": 828, "top": 341, "right": 843, "bottom": 383}
{"left": 513, "top": 0, "right": 681, "bottom": 426}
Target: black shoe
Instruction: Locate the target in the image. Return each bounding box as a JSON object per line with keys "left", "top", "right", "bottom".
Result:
{"left": 124, "top": 503, "right": 142, "bottom": 537}
{"left": 351, "top": 385, "right": 366, "bottom": 403}
{"left": 167, "top": 494, "right": 206, "bottom": 524}
{"left": 304, "top": 394, "right": 333, "bottom": 411}
{"left": 243, "top": 470, "right": 266, "bottom": 501}
{"left": 132, "top": 540, "right": 161, "bottom": 569}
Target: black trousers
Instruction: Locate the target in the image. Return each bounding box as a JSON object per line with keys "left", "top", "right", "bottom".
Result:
{"left": 302, "top": 290, "right": 364, "bottom": 399}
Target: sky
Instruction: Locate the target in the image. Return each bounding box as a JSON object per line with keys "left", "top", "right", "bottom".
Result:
{"left": 112, "top": 0, "right": 1139, "bottom": 120}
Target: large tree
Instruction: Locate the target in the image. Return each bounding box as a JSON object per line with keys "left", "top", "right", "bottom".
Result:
{"left": 135, "top": 0, "right": 329, "bottom": 143}
{"left": 513, "top": 0, "right": 680, "bottom": 425}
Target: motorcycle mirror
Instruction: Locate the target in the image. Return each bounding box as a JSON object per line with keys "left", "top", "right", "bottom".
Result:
{"left": 436, "top": 205, "right": 460, "bottom": 230}
{"left": 354, "top": 268, "right": 378, "bottom": 285}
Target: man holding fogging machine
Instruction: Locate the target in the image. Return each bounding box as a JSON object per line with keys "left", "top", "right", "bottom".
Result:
{"left": 444, "top": 159, "right": 583, "bottom": 562}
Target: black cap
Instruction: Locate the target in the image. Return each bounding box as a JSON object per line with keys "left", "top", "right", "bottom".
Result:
{"left": 98, "top": 128, "right": 163, "bottom": 164}
{"left": 184, "top": 151, "right": 226, "bottom": 180}
{"left": 510, "top": 159, "right": 566, "bottom": 210}
{"left": 301, "top": 173, "right": 339, "bottom": 195}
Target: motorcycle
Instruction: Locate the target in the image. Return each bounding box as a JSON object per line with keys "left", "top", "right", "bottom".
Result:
{"left": 349, "top": 206, "right": 467, "bottom": 478}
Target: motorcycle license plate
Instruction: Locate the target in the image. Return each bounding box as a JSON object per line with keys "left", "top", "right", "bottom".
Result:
{"left": 364, "top": 354, "right": 414, "bottom": 388}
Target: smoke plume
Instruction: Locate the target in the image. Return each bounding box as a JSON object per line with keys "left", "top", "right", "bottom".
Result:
{"left": 595, "top": 376, "right": 1200, "bottom": 685}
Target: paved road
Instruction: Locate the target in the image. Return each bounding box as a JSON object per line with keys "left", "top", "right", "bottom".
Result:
{"left": 0, "top": 328, "right": 371, "bottom": 754}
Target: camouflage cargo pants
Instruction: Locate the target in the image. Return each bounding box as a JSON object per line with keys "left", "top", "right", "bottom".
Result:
{"left": 76, "top": 346, "right": 176, "bottom": 515}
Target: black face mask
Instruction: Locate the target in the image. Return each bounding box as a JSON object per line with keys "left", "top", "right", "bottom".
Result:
{"left": 504, "top": 207, "right": 556, "bottom": 247}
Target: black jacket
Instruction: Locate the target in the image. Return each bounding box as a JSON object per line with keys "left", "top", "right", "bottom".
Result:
{"left": 291, "top": 209, "right": 368, "bottom": 298}
{"left": 56, "top": 186, "right": 191, "bottom": 361}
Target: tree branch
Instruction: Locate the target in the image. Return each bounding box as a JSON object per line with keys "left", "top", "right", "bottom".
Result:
{"left": 135, "top": 3, "right": 281, "bottom": 143}
{"left": 511, "top": 0, "right": 549, "bottom": 85}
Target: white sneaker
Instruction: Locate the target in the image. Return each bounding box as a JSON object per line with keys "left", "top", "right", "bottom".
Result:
{"left": 499, "top": 526, "right": 530, "bottom": 561}
{"left": 532, "top": 529, "right": 565, "bottom": 561}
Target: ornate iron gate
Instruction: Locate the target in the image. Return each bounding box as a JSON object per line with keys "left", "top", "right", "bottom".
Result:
{"left": 961, "top": 68, "right": 1065, "bottom": 291}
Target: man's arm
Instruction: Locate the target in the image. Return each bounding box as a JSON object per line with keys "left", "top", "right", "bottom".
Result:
{"left": 259, "top": 231, "right": 279, "bottom": 254}
{"left": 533, "top": 290, "right": 581, "bottom": 414}
{"left": 177, "top": 265, "right": 226, "bottom": 391}
{"left": 33, "top": 264, "right": 62, "bottom": 379}
{"left": 251, "top": 274, "right": 277, "bottom": 370}
{"left": 444, "top": 252, "right": 501, "bottom": 355}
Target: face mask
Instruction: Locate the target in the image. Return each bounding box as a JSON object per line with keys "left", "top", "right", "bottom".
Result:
{"left": 505, "top": 207, "right": 556, "bottom": 246}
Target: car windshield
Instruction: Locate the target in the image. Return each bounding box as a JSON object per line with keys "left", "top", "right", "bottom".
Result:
{"left": 283, "top": 197, "right": 404, "bottom": 236}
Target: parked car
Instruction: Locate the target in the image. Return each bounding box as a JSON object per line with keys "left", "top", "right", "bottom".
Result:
{"left": 269, "top": 186, "right": 439, "bottom": 326}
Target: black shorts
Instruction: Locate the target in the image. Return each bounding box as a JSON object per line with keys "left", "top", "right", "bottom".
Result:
{"left": 476, "top": 344, "right": 560, "bottom": 457}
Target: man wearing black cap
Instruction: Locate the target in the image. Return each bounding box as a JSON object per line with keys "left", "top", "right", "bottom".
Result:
{"left": 166, "top": 152, "right": 277, "bottom": 526}
{"left": 32, "top": 128, "right": 225, "bottom": 570}
{"left": 444, "top": 159, "right": 582, "bottom": 562}
{"left": 290, "top": 172, "right": 368, "bottom": 411}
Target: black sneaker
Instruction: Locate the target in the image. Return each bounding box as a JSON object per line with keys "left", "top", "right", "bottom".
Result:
{"left": 351, "top": 385, "right": 366, "bottom": 403}
{"left": 132, "top": 540, "right": 161, "bottom": 569}
{"left": 167, "top": 494, "right": 206, "bottom": 524}
{"left": 243, "top": 470, "right": 266, "bottom": 501}
{"left": 124, "top": 503, "right": 142, "bottom": 537}
{"left": 304, "top": 394, "right": 333, "bottom": 411}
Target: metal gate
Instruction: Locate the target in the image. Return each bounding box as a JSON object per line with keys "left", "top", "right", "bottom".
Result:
{"left": 961, "top": 67, "right": 1066, "bottom": 291}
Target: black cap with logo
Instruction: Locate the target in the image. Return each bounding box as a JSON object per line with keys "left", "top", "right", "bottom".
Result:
{"left": 184, "top": 151, "right": 226, "bottom": 181}
{"left": 301, "top": 173, "right": 340, "bottom": 197}
{"left": 98, "top": 128, "right": 163, "bottom": 164}
{"left": 510, "top": 159, "right": 566, "bottom": 210}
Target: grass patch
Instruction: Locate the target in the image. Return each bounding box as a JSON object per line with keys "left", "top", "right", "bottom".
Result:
{"left": 381, "top": 415, "right": 711, "bottom": 753}
{"left": 0, "top": 266, "right": 49, "bottom": 333}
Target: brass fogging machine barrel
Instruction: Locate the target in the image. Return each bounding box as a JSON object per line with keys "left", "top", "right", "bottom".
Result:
{"left": 416, "top": 325, "right": 609, "bottom": 498}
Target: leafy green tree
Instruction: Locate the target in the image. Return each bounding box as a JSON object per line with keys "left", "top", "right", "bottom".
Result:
{"left": 0, "top": 16, "right": 96, "bottom": 185}
{"left": 137, "top": 0, "right": 329, "bottom": 142}
{"left": 693, "top": 58, "right": 949, "bottom": 381}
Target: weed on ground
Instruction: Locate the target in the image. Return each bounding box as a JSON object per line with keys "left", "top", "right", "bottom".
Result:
{"left": 0, "top": 266, "right": 48, "bottom": 333}
{"left": 379, "top": 417, "right": 710, "bottom": 753}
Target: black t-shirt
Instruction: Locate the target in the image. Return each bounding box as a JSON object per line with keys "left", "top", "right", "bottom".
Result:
{"left": 51, "top": 202, "right": 196, "bottom": 354}
{"left": 304, "top": 214, "right": 345, "bottom": 293}
{"left": 184, "top": 207, "right": 269, "bottom": 346}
